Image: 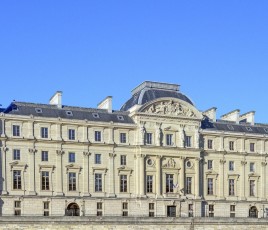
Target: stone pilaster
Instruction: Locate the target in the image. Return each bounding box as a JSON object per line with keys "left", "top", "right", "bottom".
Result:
{"left": 195, "top": 158, "right": 200, "bottom": 197}
{"left": 139, "top": 154, "right": 146, "bottom": 196}
{"left": 240, "top": 160, "right": 247, "bottom": 200}
{"left": 1, "top": 146, "right": 8, "bottom": 194}
{"left": 180, "top": 157, "right": 185, "bottom": 195}
{"left": 219, "top": 159, "right": 226, "bottom": 199}
{"left": 261, "top": 161, "right": 267, "bottom": 200}
{"left": 108, "top": 153, "right": 116, "bottom": 197}
{"left": 56, "top": 150, "right": 64, "bottom": 196}
{"left": 1, "top": 119, "right": 6, "bottom": 137}
{"left": 28, "top": 121, "right": 34, "bottom": 139}
{"left": 83, "top": 151, "right": 91, "bottom": 196}
{"left": 28, "top": 148, "right": 37, "bottom": 195}
{"left": 156, "top": 155, "right": 162, "bottom": 197}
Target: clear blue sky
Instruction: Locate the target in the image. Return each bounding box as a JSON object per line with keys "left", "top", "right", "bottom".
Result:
{"left": 0, "top": 1, "right": 268, "bottom": 122}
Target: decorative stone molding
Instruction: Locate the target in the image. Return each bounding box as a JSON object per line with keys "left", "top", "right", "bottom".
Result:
{"left": 163, "top": 158, "right": 176, "bottom": 168}
{"left": 28, "top": 148, "right": 37, "bottom": 154}
{"left": 83, "top": 151, "right": 91, "bottom": 157}
{"left": 56, "top": 150, "right": 65, "bottom": 156}
{"left": 220, "top": 159, "right": 226, "bottom": 164}
{"left": 241, "top": 161, "right": 247, "bottom": 166}
{"left": 109, "top": 153, "right": 116, "bottom": 158}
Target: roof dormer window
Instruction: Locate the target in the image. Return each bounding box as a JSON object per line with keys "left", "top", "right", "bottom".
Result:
{"left": 246, "top": 127, "right": 252, "bottom": 132}
{"left": 227, "top": 125, "right": 234, "bottom": 131}
{"left": 35, "top": 108, "right": 42, "bottom": 113}
{"left": 117, "top": 115, "right": 124, "bottom": 121}
{"left": 92, "top": 113, "right": 100, "bottom": 118}
{"left": 66, "top": 111, "right": 73, "bottom": 116}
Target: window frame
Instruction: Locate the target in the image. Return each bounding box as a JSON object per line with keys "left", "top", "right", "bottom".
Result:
{"left": 120, "top": 155, "right": 126, "bottom": 166}
{"left": 120, "top": 133, "right": 127, "bottom": 144}
{"left": 13, "top": 149, "right": 20, "bottom": 161}
{"left": 95, "top": 173, "right": 102, "bottom": 192}
{"left": 207, "top": 178, "right": 213, "bottom": 195}
{"left": 68, "top": 172, "right": 77, "bottom": 191}
{"left": 12, "top": 125, "right": 20, "bottom": 137}
{"left": 68, "top": 129, "right": 75, "bottom": 140}
{"left": 41, "top": 127, "right": 48, "bottom": 139}
{"left": 185, "top": 136, "right": 192, "bottom": 147}
{"left": 94, "top": 131, "right": 102, "bottom": 142}
{"left": 13, "top": 170, "right": 22, "bottom": 190}
{"left": 68, "top": 152, "right": 76, "bottom": 163}
{"left": 147, "top": 175, "right": 153, "bottom": 193}
{"left": 166, "top": 174, "right": 174, "bottom": 193}
{"left": 120, "top": 175, "right": 128, "bottom": 193}
{"left": 41, "top": 171, "right": 50, "bottom": 191}
{"left": 95, "top": 154, "right": 101, "bottom": 164}
{"left": 166, "top": 134, "right": 173, "bottom": 146}
{"left": 41, "top": 151, "right": 48, "bottom": 162}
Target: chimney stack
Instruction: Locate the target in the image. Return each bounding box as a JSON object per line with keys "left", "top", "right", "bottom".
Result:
{"left": 203, "top": 107, "right": 217, "bottom": 122}
{"left": 221, "top": 109, "right": 240, "bottom": 124}
{"left": 49, "top": 91, "right": 62, "bottom": 109}
{"left": 239, "top": 111, "right": 255, "bottom": 125}
{"left": 98, "top": 96, "right": 112, "bottom": 113}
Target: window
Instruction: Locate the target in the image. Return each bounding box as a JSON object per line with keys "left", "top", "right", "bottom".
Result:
{"left": 246, "top": 127, "right": 252, "bottom": 132}
{"left": 13, "top": 170, "right": 22, "bottom": 190}
{"left": 166, "top": 134, "right": 173, "bottom": 146}
{"left": 166, "top": 174, "right": 174, "bottom": 193}
{"left": 149, "top": 203, "right": 155, "bottom": 217}
{"left": 250, "top": 143, "right": 255, "bottom": 152}
{"left": 185, "top": 136, "right": 192, "bottom": 147}
{"left": 207, "top": 160, "right": 213, "bottom": 170}
{"left": 229, "top": 141, "right": 234, "bottom": 151}
{"left": 120, "top": 155, "right": 126, "bottom": 166}
{"left": 68, "top": 129, "right": 75, "bottom": 140}
{"left": 120, "top": 133, "right": 126, "bottom": 143}
{"left": 230, "top": 205, "right": 235, "bottom": 217}
{"left": 122, "top": 202, "right": 128, "bottom": 216}
{"left": 117, "top": 115, "right": 124, "bottom": 121}
{"left": 208, "top": 139, "right": 213, "bottom": 149}
{"left": 12, "top": 125, "right": 20, "bottom": 137}
{"left": 188, "top": 204, "right": 194, "bottom": 217}
{"left": 13, "top": 149, "right": 20, "bottom": 160}
{"left": 41, "top": 151, "right": 48, "bottom": 162}
{"left": 35, "top": 108, "right": 42, "bottom": 113}
{"left": 68, "top": 172, "right": 76, "bottom": 191}
{"left": 41, "top": 171, "right": 50, "bottom": 190}
{"left": 207, "top": 178, "right": 213, "bottom": 195}
{"left": 66, "top": 111, "right": 73, "bottom": 116}
{"left": 97, "top": 202, "right": 103, "bottom": 216}
{"left": 229, "top": 179, "right": 235, "bottom": 196}
{"left": 208, "top": 205, "right": 214, "bottom": 217}
{"left": 44, "top": 202, "right": 49, "bottom": 216}
{"left": 95, "top": 174, "right": 102, "bottom": 192}
{"left": 95, "top": 154, "right": 101, "bottom": 164}
{"left": 146, "top": 133, "right": 152, "bottom": 145}
{"left": 250, "top": 180, "right": 255, "bottom": 196}
{"left": 147, "top": 175, "right": 153, "bottom": 193}
{"left": 229, "top": 161, "right": 234, "bottom": 171}
{"left": 92, "top": 113, "right": 99, "bottom": 118}
{"left": 120, "top": 175, "right": 128, "bottom": 192}
{"left": 95, "top": 131, "right": 102, "bottom": 142}
{"left": 250, "top": 162, "right": 255, "bottom": 172}
{"left": 14, "top": 201, "right": 21, "bottom": 216}
{"left": 227, "top": 125, "right": 234, "bottom": 131}
{"left": 41, "top": 127, "right": 48, "bottom": 138}
{"left": 69, "top": 152, "right": 75, "bottom": 163}
{"left": 186, "top": 177, "right": 192, "bottom": 194}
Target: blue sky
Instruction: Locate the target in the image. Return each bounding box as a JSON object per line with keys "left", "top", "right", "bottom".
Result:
{"left": 0, "top": 1, "right": 268, "bottom": 122}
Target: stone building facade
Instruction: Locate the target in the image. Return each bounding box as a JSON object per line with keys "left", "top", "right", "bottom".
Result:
{"left": 0, "top": 81, "right": 267, "bottom": 218}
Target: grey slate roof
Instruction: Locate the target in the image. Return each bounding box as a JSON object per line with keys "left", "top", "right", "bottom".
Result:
{"left": 120, "top": 89, "right": 194, "bottom": 111}
{"left": 3, "top": 102, "right": 135, "bottom": 124}
{"left": 201, "top": 117, "right": 268, "bottom": 135}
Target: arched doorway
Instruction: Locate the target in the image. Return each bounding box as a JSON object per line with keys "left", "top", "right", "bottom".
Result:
{"left": 66, "top": 203, "right": 80, "bottom": 216}
{"left": 249, "top": 206, "right": 258, "bottom": 218}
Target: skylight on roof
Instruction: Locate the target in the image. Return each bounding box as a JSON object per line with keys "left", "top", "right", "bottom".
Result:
{"left": 227, "top": 125, "right": 234, "bottom": 130}
{"left": 35, "top": 108, "right": 42, "bottom": 113}
{"left": 246, "top": 127, "right": 252, "bottom": 131}
{"left": 66, "top": 111, "right": 73, "bottom": 116}
{"left": 92, "top": 113, "right": 99, "bottom": 118}
{"left": 117, "top": 115, "right": 124, "bottom": 121}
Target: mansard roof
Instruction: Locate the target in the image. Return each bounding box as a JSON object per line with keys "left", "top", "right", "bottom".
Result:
{"left": 202, "top": 117, "right": 268, "bottom": 135}
{"left": 3, "top": 102, "right": 135, "bottom": 124}
{"left": 120, "top": 81, "right": 194, "bottom": 111}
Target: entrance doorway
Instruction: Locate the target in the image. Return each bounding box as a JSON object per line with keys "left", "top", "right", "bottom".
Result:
{"left": 66, "top": 203, "right": 80, "bottom": 216}
{"left": 167, "top": 206, "right": 176, "bottom": 217}
{"left": 249, "top": 206, "right": 258, "bottom": 218}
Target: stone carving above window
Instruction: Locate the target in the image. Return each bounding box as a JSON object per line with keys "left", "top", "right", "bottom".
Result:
{"left": 142, "top": 100, "right": 196, "bottom": 117}
{"left": 163, "top": 158, "right": 176, "bottom": 168}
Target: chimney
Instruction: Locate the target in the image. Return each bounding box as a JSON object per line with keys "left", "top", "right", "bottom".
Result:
{"left": 221, "top": 109, "right": 240, "bottom": 124}
{"left": 49, "top": 91, "right": 62, "bottom": 108}
{"left": 98, "top": 96, "right": 112, "bottom": 113}
{"left": 239, "top": 111, "right": 255, "bottom": 125}
{"left": 203, "top": 107, "right": 217, "bottom": 122}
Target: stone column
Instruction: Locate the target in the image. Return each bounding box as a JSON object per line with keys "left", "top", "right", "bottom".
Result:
{"left": 56, "top": 150, "right": 64, "bottom": 196}
{"left": 195, "top": 128, "right": 199, "bottom": 148}
{"left": 1, "top": 119, "right": 6, "bottom": 137}
{"left": 134, "top": 155, "right": 139, "bottom": 195}
{"left": 139, "top": 154, "right": 146, "bottom": 196}
{"left": 219, "top": 136, "right": 224, "bottom": 151}
{"left": 155, "top": 123, "right": 162, "bottom": 146}
{"left": 56, "top": 123, "right": 62, "bottom": 141}
{"left": 240, "top": 160, "right": 247, "bottom": 200}
{"left": 108, "top": 153, "right": 116, "bottom": 197}
{"left": 1, "top": 146, "right": 7, "bottom": 194}
{"left": 261, "top": 162, "right": 267, "bottom": 200}
{"left": 28, "top": 148, "right": 37, "bottom": 195}
{"left": 83, "top": 151, "right": 91, "bottom": 196}
{"left": 240, "top": 138, "right": 245, "bottom": 153}
{"left": 108, "top": 127, "right": 114, "bottom": 144}
{"left": 219, "top": 159, "right": 226, "bottom": 198}
{"left": 180, "top": 157, "right": 185, "bottom": 195}
{"left": 156, "top": 155, "right": 162, "bottom": 197}
{"left": 28, "top": 121, "right": 34, "bottom": 139}
{"left": 195, "top": 158, "right": 200, "bottom": 197}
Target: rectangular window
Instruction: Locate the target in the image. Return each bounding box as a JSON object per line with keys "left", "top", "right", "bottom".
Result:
{"left": 13, "top": 149, "right": 20, "bottom": 160}
{"left": 166, "top": 134, "right": 173, "bottom": 146}
{"left": 208, "top": 205, "right": 214, "bottom": 217}
{"left": 208, "top": 139, "right": 213, "bottom": 149}
{"left": 230, "top": 205, "right": 235, "bottom": 217}
{"left": 120, "top": 155, "right": 126, "bottom": 166}
{"left": 166, "top": 174, "right": 174, "bottom": 193}
{"left": 122, "top": 202, "right": 128, "bottom": 216}
{"left": 188, "top": 204, "right": 194, "bottom": 217}
{"left": 97, "top": 202, "right": 103, "bottom": 216}
{"left": 120, "top": 175, "right": 128, "bottom": 192}
{"left": 207, "top": 160, "right": 213, "bottom": 170}
{"left": 250, "top": 143, "right": 255, "bottom": 152}
{"left": 207, "top": 178, "right": 213, "bottom": 195}
{"left": 186, "top": 177, "right": 192, "bottom": 194}
{"left": 95, "top": 131, "right": 102, "bottom": 142}
{"left": 41, "top": 171, "right": 50, "bottom": 190}
{"left": 120, "top": 133, "right": 126, "bottom": 143}
{"left": 13, "top": 170, "right": 22, "bottom": 190}
{"left": 95, "top": 154, "right": 101, "bottom": 164}
{"left": 68, "top": 129, "right": 75, "bottom": 140}
{"left": 13, "top": 125, "right": 20, "bottom": 137}
{"left": 146, "top": 133, "right": 152, "bottom": 145}
{"left": 250, "top": 162, "right": 255, "bottom": 172}
{"left": 41, "top": 151, "right": 48, "bottom": 161}
{"left": 186, "top": 136, "right": 192, "bottom": 147}
{"left": 147, "top": 175, "right": 153, "bottom": 193}
{"left": 149, "top": 203, "right": 155, "bottom": 217}
{"left": 95, "top": 173, "right": 102, "bottom": 192}
{"left": 229, "top": 141, "right": 234, "bottom": 151}
{"left": 69, "top": 152, "right": 75, "bottom": 163}
{"left": 41, "top": 127, "right": 48, "bottom": 138}
{"left": 44, "top": 202, "right": 49, "bottom": 216}
{"left": 229, "top": 179, "right": 235, "bottom": 196}
{"left": 14, "top": 201, "right": 21, "bottom": 216}
{"left": 68, "top": 172, "right": 76, "bottom": 191}
{"left": 229, "top": 161, "right": 234, "bottom": 171}
{"left": 250, "top": 180, "right": 255, "bottom": 196}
